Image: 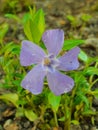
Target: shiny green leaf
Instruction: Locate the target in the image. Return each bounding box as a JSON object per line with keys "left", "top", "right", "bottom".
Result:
{"left": 24, "top": 109, "right": 38, "bottom": 121}
{"left": 23, "top": 9, "right": 45, "bottom": 43}
{"left": 79, "top": 50, "right": 88, "bottom": 62}
{"left": 82, "top": 110, "right": 96, "bottom": 116}
{"left": 63, "top": 39, "right": 84, "bottom": 50}
{"left": 0, "top": 93, "right": 19, "bottom": 107}
{"left": 58, "top": 116, "right": 65, "bottom": 121}
{"left": 30, "top": 9, "right": 45, "bottom": 43}
{"left": 5, "top": 14, "right": 21, "bottom": 23}
{"left": 48, "top": 92, "right": 61, "bottom": 112}
{"left": 23, "top": 13, "right": 34, "bottom": 41}
{"left": 84, "top": 67, "right": 98, "bottom": 76}
{"left": 71, "top": 120, "right": 79, "bottom": 125}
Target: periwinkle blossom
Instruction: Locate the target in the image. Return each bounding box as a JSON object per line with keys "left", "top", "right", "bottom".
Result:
{"left": 20, "top": 29, "right": 80, "bottom": 95}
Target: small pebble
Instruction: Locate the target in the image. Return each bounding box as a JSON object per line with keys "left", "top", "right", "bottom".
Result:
{"left": 23, "top": 121, "right": 30, "bottom": 128}
{"left": 3, "top": 119, "right": 12, "bottom": 129}
{"left": 83, "top": 124, "right": 89, "bottom": 130}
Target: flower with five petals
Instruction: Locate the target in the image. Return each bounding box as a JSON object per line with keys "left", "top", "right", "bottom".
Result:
{"left": 20, "top": 29, "right": 80, "bottom": 95}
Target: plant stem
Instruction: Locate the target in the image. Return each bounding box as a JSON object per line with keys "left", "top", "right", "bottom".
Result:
{"left": 89, "top": 62, "right": 98, "bottom": 84}
{"left": 64, "top": 95, "right": 71, "bottom": 130}
{"left": 64, "top": 118, "right": 71, "bottom": 130}
{"left": 89, "top": 78, "right": 98, "bottom": 89}
{"left": 54, "top": 111, "right": 58, "bottom": 127}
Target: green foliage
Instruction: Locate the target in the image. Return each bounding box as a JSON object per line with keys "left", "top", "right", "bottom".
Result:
{"left": 48, "top": 92, "right": 61, "bottom": 112}
{"left": 23, "top": 8, "right": 45, "bottom": 43}
{"left": 1, "top": 0, "right": 33, "bottom": 13}
{"left": 63, "top": 39, "right": 84, "bottom": 50}
{"left": 66, "top": 15, "right": 79, "bottom": 27}
{"left": 24, "top": 109, "right": 38, "bottom": 121}
{"left": 92, "top": 90, "right": 98, "bottom": 98}
{"left": 5, "top": 7, "right": 45, "bottom": 43}
{"left": 5, "top": 13, "right": 21, "bottom": 23}
{"left": 81, "top": 14, "right": 92, "bottom": 22}
{"left": 79, "top": 50, "right": 88, "bottom": 62}
{"left": 84, "top": 67, "right": 98, "bottom": 76}
{"left": 48, "top": 92, "right": 61, "bottom": 126}
{"left": 0, "top": 42, "right": 22, "bottom": 89}
{"left": 66, "top": 13, "right": 92, "bottom": 28}
{"left": 0, "top": 23, "right": 9, "bottom": 44}
{"left": 71, "top": 120, "right": 79, "bottom": 125}
{"left": 0, "top": 93, "right": 19, "bottom": 107}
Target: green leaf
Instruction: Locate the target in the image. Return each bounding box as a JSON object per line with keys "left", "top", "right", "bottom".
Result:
{"left": 79, "top": 50, "right": 88, "bottom": 62}
{"left": 30, "top": 9, "right": 45, "bottom": 43}
{"left": 67, "top": 15, "right": 75, "bottom": 22}
{"left": 81, "top": 14, "right": 92, "bottom": 22}
{"left": 63, "top": 39, "right": 84, "bottom": 50}
{"left": 92, "top": 89, "right": 98, "bottom": 98}
{"left": 23, "top": 13, "right": 34, "bottom": 41}
{"left": 0, "top": 93, "right": 19, "bottom": 107}
{"left": 71, "top": 120, "right": 79, "bottom": 125}
{"left": 5, "top": 14, "right": 21, "bottom": 23}
{"left": 23, "top": 9, "right": 45, "bottom": 43}
{"left": 29, "top": 6, "right": 36, "bottom": 17}
{"left": 58, "top": 116, "right": 65, "bottom": 121}
{"left": 48, "top": 92, "right": 61, "bottom": 112}
{"left": 16, "top": 107, "right": 24, "bottom": 117}
{"left": 87, "top": 57, "right": 98, "bottom": 65}
{"left": 84, "top": 67, "right": 98, "bottom": 76}
{"left": 82, "top": 110, "right": 96, "bottom": 116}
{"left": 24, "top": 109, "right": 38, "bottom": 121}
{"left": 1, "top": 42, "right": 20, "bottom": 55}
{"left": 0, "top": 56, "right": 4, "bottom": 66}
{"left": 74, "top": 72, "right": 89, "bottom": 93}
{"left": 76, "top": 94, "right": 89, "bottom": 108}
{"left": 0, "top": 23, "right": 9, "bottom": 43}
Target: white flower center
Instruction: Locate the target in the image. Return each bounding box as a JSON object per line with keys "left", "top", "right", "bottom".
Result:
{"left": 42, "top": 54, "right": 60, "bottom": 72}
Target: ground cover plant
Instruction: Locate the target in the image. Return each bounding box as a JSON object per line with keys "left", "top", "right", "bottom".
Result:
{"left": 0, "top": 1, "right": 98, "bottom": 130}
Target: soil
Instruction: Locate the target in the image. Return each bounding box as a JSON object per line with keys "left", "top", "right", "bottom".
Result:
{"left": 0, "top": 0, "right": 98, "bottom": 130}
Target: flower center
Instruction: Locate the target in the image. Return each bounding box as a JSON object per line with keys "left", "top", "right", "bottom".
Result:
{"left": 44, "top": 58, "right": 51, "bottom": 66}
{"left": 42, "top": 54, "right": 60, "bottom": 72}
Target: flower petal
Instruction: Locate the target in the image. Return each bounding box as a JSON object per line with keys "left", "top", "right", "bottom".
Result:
{"left": 58, "top": 47, "right": 80, "bottom": 71}
{"left": 20, "top": 40, "right": 46, "bottom": 66}
{"left": 21, "top": 64, "right": 46, "bottom": 94}
{"left": 47, "top": 70, "right": 74, "bottom": 95}
{"left": 42, "top": 29, "right": 64, "bottom": 56}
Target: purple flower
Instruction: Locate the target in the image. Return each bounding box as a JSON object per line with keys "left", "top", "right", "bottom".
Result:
{"left": 20, "top": 29, "right": 80, "bottom": 95}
